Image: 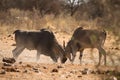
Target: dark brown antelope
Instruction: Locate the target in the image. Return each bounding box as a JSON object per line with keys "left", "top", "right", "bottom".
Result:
{"left": 64, "top": 27, "right": 107, "bottom": 66}
{"left": 12, "top": 29, "right": 67, "bottom": 63}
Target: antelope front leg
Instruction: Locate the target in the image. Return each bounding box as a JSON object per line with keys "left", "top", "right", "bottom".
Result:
{"left": 36, "top": 50, "right": 41, "bottom": 62}
{"left": 100, "top": 48, "right": 106, "bottom": 66}
{"left": 71, "top": 54, "right": 76, "bottom": 63}
{"left": 79, "top": 49, "right": 84, "bottom": 65}
{"left": 104, "top": 53, "right": 106, "bottom": 66}
{"left": 98, "top": 47, "right": 107, "bottom": 66}
{"left": 98, "top": 52, "right": 102, "bottom": 66}
{"left": 71, "top": 46, "right": 78, "bottom": 63}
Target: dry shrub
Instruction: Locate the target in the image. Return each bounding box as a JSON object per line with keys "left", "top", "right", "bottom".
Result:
{"left": 0, "top": 9, "right": 80, "bottom": 35}
{"left": 0, "top": 0, "right": 119, "bottom": 41}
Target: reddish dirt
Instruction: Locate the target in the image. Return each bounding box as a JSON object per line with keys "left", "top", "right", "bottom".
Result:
{"left": 0, "top": 33, "right": 120, "bottom": 80}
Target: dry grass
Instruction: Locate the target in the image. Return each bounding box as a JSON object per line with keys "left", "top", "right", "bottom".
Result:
{"left": 0, "top": 11, "right": 73, "bottom": 35}
{"left": 0, "top": 9, "right": 108, "bottom": 34}
{"left": 0, "top": 9, "right": 119, "bottom": 49}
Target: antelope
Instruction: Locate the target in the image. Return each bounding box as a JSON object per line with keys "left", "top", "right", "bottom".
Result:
{"left": 12, "top": 29, "right": 67, "bottom": 63}
{"left": 64, "top": 27, "right": 107, "bottom": 66}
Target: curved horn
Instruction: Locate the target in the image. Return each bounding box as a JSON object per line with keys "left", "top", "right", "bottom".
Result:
{"left": 63, "top": 40, "right": 65, "bottom": 49}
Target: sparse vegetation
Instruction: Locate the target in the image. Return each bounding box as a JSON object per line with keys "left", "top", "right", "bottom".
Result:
{"left": 0, "top": 0, "right": 119, "bottom": 80}
{"left": 0, "top": 0, "right": 119, "bottom": 36}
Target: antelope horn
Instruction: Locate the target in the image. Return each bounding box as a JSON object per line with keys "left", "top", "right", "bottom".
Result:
{"left": 63, "top": 40, "right": 65, "bottom": 49}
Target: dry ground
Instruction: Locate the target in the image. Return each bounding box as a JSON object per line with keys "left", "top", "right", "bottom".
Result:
{"left": 0, "top": 31, "right": 120, "bottom": 80}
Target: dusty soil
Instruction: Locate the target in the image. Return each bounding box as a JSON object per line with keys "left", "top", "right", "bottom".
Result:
{"left": 0, "top": 32, "right": 120, "bottom": 80}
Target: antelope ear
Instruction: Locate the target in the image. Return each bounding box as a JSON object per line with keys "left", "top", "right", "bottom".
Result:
{"left": 63, "top": 40, "right": 65, "bottom": 49}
